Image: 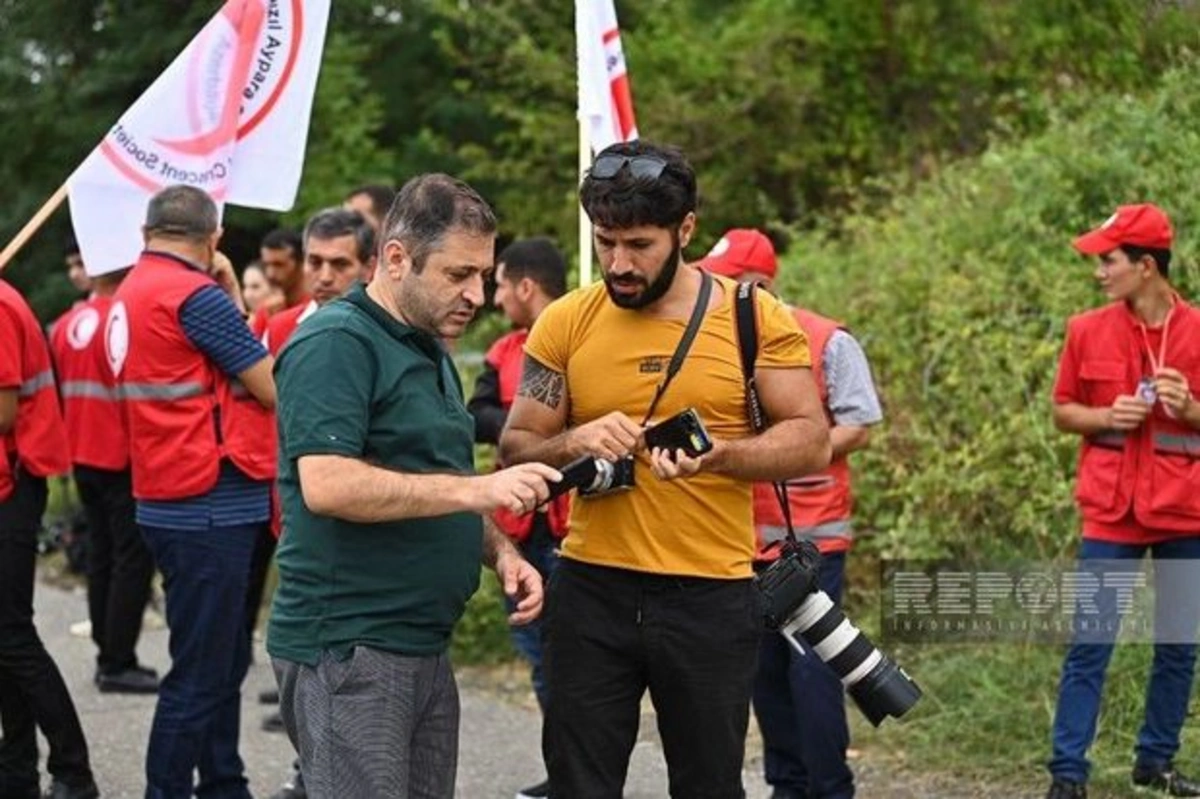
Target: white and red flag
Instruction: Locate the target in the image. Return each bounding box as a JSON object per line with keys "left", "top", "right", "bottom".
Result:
{"left": 576, "top": 0, "right": 639, "bottom": 153}
{"left": 68, "top": 0, "right": 330, "bottom": 275}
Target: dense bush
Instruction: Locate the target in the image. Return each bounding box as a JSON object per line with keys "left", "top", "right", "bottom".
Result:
{"left": 450, "top": 569, "right": 518, "bottom": 666}
{"left": 10, "top": 1, "right": 1200, "bottom": 319}
{"left": 781, "top": 61, "right": 1200, "bottom": 564}
{"left": 775, "top": 62, "right": 1200, "bottom": 791}
{"left": 453, "top": 58, "right": 1200, "bottom": 668}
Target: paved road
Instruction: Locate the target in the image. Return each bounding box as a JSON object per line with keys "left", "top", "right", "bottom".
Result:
{"left": 31, "top": 579, "right": 751, "bottom": 798}
{"left": 32, "top": 578, "right": 1041, "bottom": 798}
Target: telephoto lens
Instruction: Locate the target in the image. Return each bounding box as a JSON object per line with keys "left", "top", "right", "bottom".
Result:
{"left": 755, "top": 540, "right": 922, "bottom": 726}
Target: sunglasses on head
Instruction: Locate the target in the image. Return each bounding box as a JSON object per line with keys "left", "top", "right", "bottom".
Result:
{"left": 590, "top": 154, "right": 668, "bottom": 181}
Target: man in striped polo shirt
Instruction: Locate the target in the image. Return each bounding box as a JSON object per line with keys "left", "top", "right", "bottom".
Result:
{"left": 111, "top": 185, "right": 277, "bottom": 799}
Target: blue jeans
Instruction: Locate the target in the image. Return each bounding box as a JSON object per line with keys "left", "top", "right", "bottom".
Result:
{"left": 142, "top": 524, "right": 256, "bottom": 799}
{"left": 753, "top": 550, "right": 853, "bottom": 799}
{"left": 1049, "top": 536, "right": 1200, "bottom": 784}
{"left": 504, "top": 517, "right": 559, "bottom": 710}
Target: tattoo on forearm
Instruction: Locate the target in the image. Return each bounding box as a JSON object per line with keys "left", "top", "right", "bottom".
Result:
{"left": 517, "top": 356, "right": 565, "bottom": 409}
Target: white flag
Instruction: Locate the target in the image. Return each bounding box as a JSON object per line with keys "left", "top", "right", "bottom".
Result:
{"left": 576, "top": 0, "right": 639, "bottom": 153}
{"left": 68, "top": 0, "right": 330, "bottom": 275}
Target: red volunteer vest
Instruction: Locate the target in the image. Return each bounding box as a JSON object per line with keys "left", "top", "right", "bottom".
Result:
{"left": 1067, "top": 300, "right": 1200, "bottom": 535}
{"left": 0, "top": 280, "right": 70, "bottom": 501}
{"left": 263, "top": 299, "right": 320, "bottom": 538}
{"left": 265, "top": 300, "right": 315, "bottom": 357}
{"left": 753, "top": 308, "right": 855, "bottom": 559}
{"left": 50, "top": 295, "right": 129, "bottom": 470}
{"left": 249, "top": 306, "right": 271, "bottom": 340}
{"left": 112, "top": 251, "right": 275, "bottom": 501}
{"left": 485, "top": 330, "right": 570, "bottom": 542}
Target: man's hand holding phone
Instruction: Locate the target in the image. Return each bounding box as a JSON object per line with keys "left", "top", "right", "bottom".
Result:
{"left": 645, "top": 407, "right": 714, "bottom": 481}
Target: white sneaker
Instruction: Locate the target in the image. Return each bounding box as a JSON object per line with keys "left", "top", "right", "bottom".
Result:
{"left": 142, "top": 606, "right": 166, "bottom": 630}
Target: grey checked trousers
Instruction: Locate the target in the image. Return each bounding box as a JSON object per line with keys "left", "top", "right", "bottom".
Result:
{"left": 273, "top": 647, "right": 459, "bottom": 799}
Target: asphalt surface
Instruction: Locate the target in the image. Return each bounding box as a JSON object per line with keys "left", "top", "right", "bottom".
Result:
{"left": 31, "top": 576, "right": 1044, "bottom": 798}
{"left": 30, "top": 578, "right": 753, "bottom": 798}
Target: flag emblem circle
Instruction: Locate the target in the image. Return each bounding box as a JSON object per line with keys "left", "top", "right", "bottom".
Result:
{"left": 97, "top": 0, "right": 306, "bottom": 195}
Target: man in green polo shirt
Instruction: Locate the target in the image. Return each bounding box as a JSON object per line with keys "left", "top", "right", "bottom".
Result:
{"left": 268, "top": 173, "right": 560, "bottom": 799}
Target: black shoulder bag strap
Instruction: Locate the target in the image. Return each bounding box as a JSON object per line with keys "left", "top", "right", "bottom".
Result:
{"left": 640, "top": 269, "right": 713, "bottom": 425}
{"left": 734, "top": 281, "right": 797, "bottom": 544}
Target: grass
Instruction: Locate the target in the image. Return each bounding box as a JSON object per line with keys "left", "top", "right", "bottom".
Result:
{"left": 845, "top": 610, "right": 1200, "bottom": 796}
{"left": 46, "top": 475, "right": 77, "bottom": 520}
{"left": 451, "top": 548, "right": 1200, "bottom": 796}
{"left": 448, "top": 351, "right": 1200, "bottom": 794}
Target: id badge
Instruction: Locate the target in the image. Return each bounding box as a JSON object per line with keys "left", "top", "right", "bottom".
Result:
{"left": 1137, "top": 376, "right": 1158, "bottom": 404}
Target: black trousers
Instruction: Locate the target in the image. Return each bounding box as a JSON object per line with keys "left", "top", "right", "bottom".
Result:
{"left": 74, "top": 465, "right": 154, "bottom": 674}
{"left": 542, "top": 558, "right": 762, "bottom": 799}
{"left": 0, "top": 471, "right": 93, "bottom": 795}
{"left": 243, "top": 522, "right": 276, "bottom": 642}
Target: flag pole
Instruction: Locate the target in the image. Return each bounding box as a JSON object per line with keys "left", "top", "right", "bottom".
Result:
{"left": 0, "top": 183, "right": 68, "bottom": 274}
{"left": 578, "top": 121, "right": 593, "bottom": 288}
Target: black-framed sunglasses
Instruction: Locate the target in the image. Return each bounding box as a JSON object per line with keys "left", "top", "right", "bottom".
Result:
{"left": 590, "top": 154, "right": 667, "bottom": 180}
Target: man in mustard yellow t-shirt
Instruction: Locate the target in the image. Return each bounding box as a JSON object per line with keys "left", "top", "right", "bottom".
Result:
{"left": 500, "top": 140, "right": 832, "bottom": 798}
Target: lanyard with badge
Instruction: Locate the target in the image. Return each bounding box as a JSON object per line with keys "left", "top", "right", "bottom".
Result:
{"left": 1136, "top": 297, "right": 1176, "bottom": 414}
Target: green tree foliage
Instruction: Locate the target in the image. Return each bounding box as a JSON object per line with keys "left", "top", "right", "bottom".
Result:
{"left": 3, "top": 0, "right": 1200, "bottom": 318}
{"left": 782, "top": 60, "right": 1200, "bottom": 563}
{"left": 0, "top": 1, "right": 215, "bottom": 316}
{"left": 275, "top": 30, "right": 393, "bottom": 226}
{"left": 0, "top": 1, "right": 393, "bottom": 317}
{"left": 416, "top": 0, "right": 1200, "bottom": 252}
{"left": 783, "top": 64, "right": 1200, "bottom": 793}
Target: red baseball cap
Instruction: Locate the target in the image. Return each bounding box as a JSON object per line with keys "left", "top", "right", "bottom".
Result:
{"left": 1073, "top": 203, "right": 1173, "bottom": 255}
{"left": 699, "top": 229, "right": 777, "bottom": 280}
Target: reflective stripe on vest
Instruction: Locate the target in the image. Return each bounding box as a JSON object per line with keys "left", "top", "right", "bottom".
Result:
{"left": 18, "top": 369, "right": 55, "bottom": 397}
{"left": 1088, "top": 431, "right": 1127, "bottom": 450}
{"left": 60, "top": 380, "right": 120, "bottom": 401}
{"left": 1154, "top": 432, "right": 1200, "bottom": 458}
{"left": 759, "top": 519, "right": 853, "bottom": 545}
{"left": 118, "top": 382, "right": 206, "bottom": 401}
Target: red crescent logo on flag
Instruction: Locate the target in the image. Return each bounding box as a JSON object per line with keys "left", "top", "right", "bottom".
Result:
{"left": 98, "top": 0, "right": 304, "bottom": 195}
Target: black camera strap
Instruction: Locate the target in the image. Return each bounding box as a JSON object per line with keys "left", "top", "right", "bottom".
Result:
{"left": 640, "top": 269, "right": 713, "bottom": 425}
{"left": 733, "top": 281, "right": 797, "bottom": 544}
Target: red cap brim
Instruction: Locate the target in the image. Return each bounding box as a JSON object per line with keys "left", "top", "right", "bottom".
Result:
{"left": 1073, "top": 228, "right": 1120, "bottom": 255}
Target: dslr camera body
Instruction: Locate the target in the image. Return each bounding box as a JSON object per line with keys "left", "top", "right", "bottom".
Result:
{"left": 756, "top": 538, "right": 923, "bottom": 727}
{"left": 579, "top": 455, "right": 636, "bottom": 497}
{"left": 543, "top": 454, "right": 635, "bottom": 502}
{"left": 543, "top": 408, "right": 715, "bottom": 502}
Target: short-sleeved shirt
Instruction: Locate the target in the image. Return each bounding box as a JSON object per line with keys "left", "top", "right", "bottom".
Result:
{"left": 1052, "top": 320, "right": 1166, "bottom": 406}
{"left": 1053, "top": 312, "right": 1164, "bottom": 542}
{"left": 525, "top": 274, "right": 809, "bottom": 579}
{"left": 0, "top": 300, "right": 21, "bottom": 391}
{"left": 135, "top": 285, "right": 271, "bottom": 531}
{"left": 0, "top": 290, "right": 26, "bottom": 458}
{"left": 267, "top": 283, "right": 482, "bottom": 665}
{"left": 823, "top": 329, "right": 883, "bottom": 427}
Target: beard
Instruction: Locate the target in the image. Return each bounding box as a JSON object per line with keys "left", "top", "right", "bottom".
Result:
{"left": 603, "top": 235, "right": 681, "bottom": 310}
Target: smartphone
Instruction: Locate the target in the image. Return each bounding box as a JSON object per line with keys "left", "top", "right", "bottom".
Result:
{"left": 644, "top": 407, "right": 714, "bottom": 458}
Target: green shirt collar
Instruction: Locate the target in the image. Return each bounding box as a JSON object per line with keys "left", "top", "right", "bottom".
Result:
{"left": 341, "top": 283, "right": 446, "bottom": 361}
